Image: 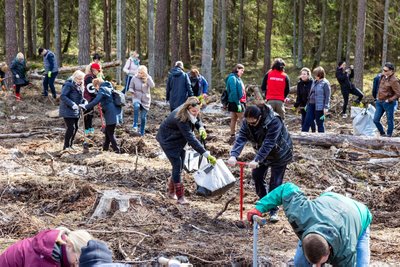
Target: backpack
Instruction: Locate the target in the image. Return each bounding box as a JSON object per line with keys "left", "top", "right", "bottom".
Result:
{"left": 112, "top": 89, "right": 126, "bottom": 107}
{"left": 221, "top": 89, "right": 229, "bottom": 107}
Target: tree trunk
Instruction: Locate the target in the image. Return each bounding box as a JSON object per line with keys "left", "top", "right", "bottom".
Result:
{"left": 218, "top": 0, "right": 227, "bottom": 78}
{"left": 345, "top": 1, "right": 354, "bottom": 64}
{"left": 78, "top": 0, "right": 90, "bottom": 65}
{"left": 312, "top": 0, "right": 327, "bottom": 69}
{"left": 189, "top": 1, "right": 196, "bottom": 55}
{"left": 54, "top": 0, "right": 62, "bottom": 66}
{"left": 292, "top": 0, "right": 297, "bottom": 65}
{"left": 116, "top": 0, "right": 122, "bottom": 83}
{"left": 121, "top": 0, "right": 127, "bottom": 62}
{"left": 354, "top": 0, "right": 366, "bottom": 90}
{"left": 154, "top": 0, "right": 169, "bottom": 80}
{"left": 31, "top": 0, "right": 37, "bottom": 56}
{"left": 135, "top": 0, "right": 141, "bottom": 55}
{"left": 5, "top": 0, "right": 18, "bottom": 70}
{"left": 336, "top": 0, "right": 345, "bottom": 63}
{"left": 180, "top": 0, "right": 190, "bottom": 64}
{"left": 103, "top": 0, "right": 111, "bottom": 61}
{"left": 382, "top": 0, "right": 390, "bottom": 67}
{"left": 263, "top": 0, "right": 274, "bottom": 73}
{"left": 147, "top": 0, "right": 155, "bottom": 78}
{"left": 43, "top": 0, "right": 50, "bottom": 49}
{"left": 18, "top": 0, "right": 24, "bottom": 54}
{"left": 201, "top": 0, "right": 213, "bottom": 90}
{"left": 170, "top": 0, "right": 180, "bottom": 65}
{"left": 251, "top": 0, "right": 260, "bottom": 62}
{"left": 237, "top": 0, "right": 244, "bottom": 63}
{"left": 296, "top": 0, "right": 304, "bottom": 68}
{"left": 26, "top": 0, "right": 33, "bottom": 58}
{"left": 62, "top": 21, "right": 73, "bottom": 54}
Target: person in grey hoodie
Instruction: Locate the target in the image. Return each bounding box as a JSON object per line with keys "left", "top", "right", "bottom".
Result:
{"left": 166, "top": 61, "right": 193, "bottom": 111}
{"left": 38, "top": 47, "right": 59, "bottom": 98}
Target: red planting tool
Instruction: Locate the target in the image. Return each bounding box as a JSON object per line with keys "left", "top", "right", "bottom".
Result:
{"left": 236, "top": 161, "right": 248, "bottom": 221}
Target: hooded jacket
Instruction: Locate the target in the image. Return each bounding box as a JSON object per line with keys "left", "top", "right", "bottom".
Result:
{"left": 10, "top": 57, "right": 28, "bottom": 85}
{"left": 225, "top": 73, "right": 244, "bottom": 105}
{"left": 59, "top": 79, "right": 85, "bottom": 118}
{"left": 166, "top": 67, "right": 193, "bottom": 111}
{"left": 255, "top": 183, "right": 372, "bottom": 267}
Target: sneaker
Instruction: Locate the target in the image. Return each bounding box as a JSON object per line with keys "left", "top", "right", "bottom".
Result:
{"left": 132, "top": 126, "right": 138, "bottom": 132}
{"left": 84, "top": 129, "right": 90, "bottom": 135}
{"left": 269, "top": 212, "right": 280, "bottom": 223}
{"left": 89, "top": 128, "right": 95, "bottom": 134}
{"left": 342, "top": 114, "right": 348, "bottom": 119}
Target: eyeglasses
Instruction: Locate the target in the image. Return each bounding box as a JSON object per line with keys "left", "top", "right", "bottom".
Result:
{"left": 190, "top": 102, "right": 199, "bottom": 107}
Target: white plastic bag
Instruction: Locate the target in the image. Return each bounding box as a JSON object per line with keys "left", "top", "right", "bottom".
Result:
{"left": 350, "top": 106, "right": 364, "bottom": 118}
{"left": 183, "top": 147, "right": 208, "bottom": 172}
{"left": 194, "top": 159, "right": 236, "bottom": 197}
{"left": 352, "top": 104, "right": 377, "bottom": 136}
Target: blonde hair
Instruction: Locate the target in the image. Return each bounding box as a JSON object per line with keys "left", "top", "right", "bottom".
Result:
{"left": 138, "top": 65, "right": 149, "bottom": 83}
{"left": 56, "top": 227, "right": 93, "bottom": 254}
{"left": 299, "top": 67, "right": 311, "bottom": 80}
{"left": 175, "top": 96, "right": 201, "bottom": 122}
{"left": 16, "top": 52, "right": 24, "bottom": 60}
{"left": 92, "top": 77, "right": 103, "bottom": 89}
{"left": 190, "top": 68, "right": 200, "bottom": 77}
{"left": 0, "top": 62, "right": 9, "bottom": 72}
{"left": 130, "top": 51, "right": 138, "bottom": 58}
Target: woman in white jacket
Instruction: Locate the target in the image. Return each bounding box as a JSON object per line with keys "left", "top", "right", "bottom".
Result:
{"left": 122, "top": 51, "right": 140, "bottom": 94}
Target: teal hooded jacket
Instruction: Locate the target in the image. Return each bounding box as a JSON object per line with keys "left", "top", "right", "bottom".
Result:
{"left": 255, "top": 183, "right": 372, "bottom": 266}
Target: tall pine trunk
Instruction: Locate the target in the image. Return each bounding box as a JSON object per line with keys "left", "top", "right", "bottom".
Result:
{"left": 170, "top": 0, "right": 180, "bottom": 65}
{"left": 180, "top": 0, "right": 190, "bottom": 64}
{"left": 382, "top": 0, "right": 389, "bottom": 67}
{"left": 292, "top": 0, "right": 297, "bottom": 65}
{"left": 154, "top": 0, "right": 169, "bottom": 80}
{"left": 345, "top": 1, "right": 354, "bottom": 64}
{"left": 336, "top": 0, "right": 345, "bottom": 63}
{"left": 5, "top": 0, "right": 18, "bottom": 70}
{"left": 147, "top": 0, "right": 155, "bottom": 77}
{"left": 31, "top": 0, "right": 37, "bottom": 56}
{"left": 43, "top": 0, "right": 50, "bottom": 49}
{"left": 237, "top": 0, "right": 244, "bottom": 63}
{"left": 251, "top": 0, "right": 260, "bottom": 62}
{"left": 312, "top": 0, "right": 327, "bottom": 69}
{"left": 263, "top": 0, "right": 274, "bottom": 73}
{"left": 18, "top": 0, "right": 24, "bottom": 54}
{"left": 354, "top": 0, "right": 367, "bottom": 90}
{"left": 103, "top": 0, "right": 111, "bottom": 61}
{"left": 54, "top": 0, "right": 62, "bottom": 66}
{"left": 296, "top": 0, "right": 304, "bottom": 68}
{"left": 78, "top": 0, "right": 90, "bottom": 65}
{"left": 135, "top": 0, "right": 141, "bottom": 55}
{"left": 201, "top": 0, "right": 213, "bottom": 90}
{"left": 218, "top": 0, "right": 227, "bottom": 78}
{"left": 26, "top": 0, "right": 33, "bottom": 58}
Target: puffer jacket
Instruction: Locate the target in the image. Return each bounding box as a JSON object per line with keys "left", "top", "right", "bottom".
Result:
{"left": 255, "top": 183, "right": 372, "bottom": 267}
{"left": 166, "top": 67, "right": 193, "bottom": 111}
{"left": 10, "top": 58, "right": 28, "bottom": 85}
{"left": 84, "top": 81, "right": 121, "bottom": 125}
{"left": 308, "top": 78, "right": 331, "bottom": 111}
{"left": 230, "top": 104, "right": 293, "bottom": 166}
{"left": 129, "top": 75, "right": 155, "bottom": 110}
{"left": 59, "top": 80, "right": 84, "bottom": 118}
{"left": 377, "top": 73, "right": 400, "bottom": 102}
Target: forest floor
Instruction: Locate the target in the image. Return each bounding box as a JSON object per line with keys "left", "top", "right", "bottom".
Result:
{"left": 0, "top": 81, "right": 399, "bottom": 266}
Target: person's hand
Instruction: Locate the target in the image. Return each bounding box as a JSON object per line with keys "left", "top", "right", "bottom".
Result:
{"left": 78, "top": 104, "right": 86, "bottom": 110}
{"left": 207, "top": 155, "right": 217, "bottom": 165}
{"left": 202, "top": 93, "right": 208, "bottom": 99}
{"left": 237, "top": 104, "right": 242, "bottom": 112}
{"left": 248, "top": 160, "right": 259, "bottom": 169}
{"left": 72, "top": 104, "right": 79, "bottom": 110}
{"left": 291, "top": 106, "right": 297, "bottom": 112}
{"left": 83, "top": 99, "right": 88, "bottom": 105}
{"left": 15, "top": 74, "right": 20, "bottom": 79}
{"left": 350, "top": 64, "right": 354, "bottom": 69}
{"left": 324, "top": 108, "right": 329, "bottom": 115}
{"left": 55, "top": 231, "right": 67, "bottom": 245}
{"left": 284, "top": 97, "right": 291, "bottom": 103}
{"left": 199, "top": 128, "right": 207, "bottom": 140}
{"left": 48, "top": 71, "right": 52, "bottom": 78}
{"left": 227, "top": 156, "right": 237, "bottom": 166}
{"left": 247, "top": 208, "right": 262, "bottom": 224}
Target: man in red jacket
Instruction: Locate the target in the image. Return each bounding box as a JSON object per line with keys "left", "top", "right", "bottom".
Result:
{"left": 260, "top": 58, "right": 290, "bottom": 119}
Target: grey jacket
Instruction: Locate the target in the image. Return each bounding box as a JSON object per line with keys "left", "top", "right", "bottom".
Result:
{"left": 309, "top": 78, "right": 331, "bottom": 111}
{"left": 43, "top": 50, "right": 58, "bottom": 73}
{"left": 129, "top": 75, "right": 155, "bottom": 110}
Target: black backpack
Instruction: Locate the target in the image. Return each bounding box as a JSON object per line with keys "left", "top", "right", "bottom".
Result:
{"left": 112, "top": 89, "right": 126, "bottom": 107}
{"left": 221, "top": 89, "right": 229, "bottom": 107}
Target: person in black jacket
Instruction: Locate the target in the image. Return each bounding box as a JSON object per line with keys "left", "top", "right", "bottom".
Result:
{"left": 227, "top": 103, "right": 293, "bottom": 222}
{"left": 336, "top": 61, "right": 364, "bottom": 118}
{"left": 156, "top": 96, "right": 217, "bottom": 205}
{"left": 83, "top": 63, "right": 102, "bottom": 135}
{"left": 10, "top": 53, "right": 30, "bottom": 101}
{"left": 166, "top": 61, "right": 193, "bottom": 111}
{"left": 294, "top": 67, "right": 315, "bottom": 132}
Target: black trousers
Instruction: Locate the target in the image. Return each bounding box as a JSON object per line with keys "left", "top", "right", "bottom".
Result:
{"left": 63, "top": 118, "right": 79, "bottom": 149}
{"left": 15, "top": 81, "right": 30, "bottom": 94}
{"left": 341, "top": 86, "right": 364, "bottom": 114}
{"left": 103, "top": 124, "right": 120, "bottom": 152}
{"left": 83, "top": 107, "right": 94, "bottom": 130}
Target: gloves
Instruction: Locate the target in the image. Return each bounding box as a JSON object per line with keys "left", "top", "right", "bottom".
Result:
{"left": 207, "top": 155, "right": 217, "bottom": 165}
{"left": 291, "top": 107, "right": 296, "bottom": 112}
{"left": 15, "top": 74, "right": 20, "bottom": 79}
{"left": 247, "top": 208, "right": 262, "bottom": 224}
{"left": 72, "top": 104, "right": 79, "bottom": 110}
{"left": 83, "top": 99, "right": 88, "bottom": 105}
{"left": 319, "top": 115, "right": 325, "bottom": 120}
{"left": 304, "top": 105, "right": 307, "bottom": 112}
{"left": 248, "top": 160, "right": 259, "bottom": 169}
{"left": 199, "top": 128, "right": 207, "bottom": 140}
{"left": 227, "top": 156, "right": 237, "bottom": 166}
{"left": 78, "top": 104, "right": 86, "bottom": 110}
{"left": 237, "top": 104, "right": 242, "bottom": 113}
{"left": 48, "top": 71, "right": 52, "bottom": 78}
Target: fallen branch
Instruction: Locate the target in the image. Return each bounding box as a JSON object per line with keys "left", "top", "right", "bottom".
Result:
{"left": 169, "top": 250, "right": 227, "bottom": 264}
{"left": 213, "top": 196, "right": 236, "bottom": 220}
{"left": 0, "top": 132, "right": 41, "bottom": 139}
{"left": 129, "top": 236, "right": 146, "bottom": 257}
{"left": 87, "top": 229, "right": 150, "bottom": 237}
{"left": 118, "top": 240, "right": 131, "bottom": 261}
{"left": 190, "top": 224, "right": 212, "bottom": 234}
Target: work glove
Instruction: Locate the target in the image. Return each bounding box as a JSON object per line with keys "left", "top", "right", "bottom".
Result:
{"left": 291, "top": 106, "right": 296, "bottom": 112}
{"left": 319, "top": 115, "right": 325, "bottom": 121}
{"left": 247, "top": 208, "right": 262, "bottom": 224}
{"left": 15, "top": 74, "right": 20, "bottom": 79}
{"left": 248, "top": 160, "right": 259, "bottom": 169}
{"left": 78, "top": 104, "right": 86, "bottom": 110}
{"left": 237, "top": 104, "right": 242, "bottom": 113}
{"left": 202, "top": 93, "right": 208, "bottom": 99}
{"left": 48, "top": 71, "right": 52, "bottom": 78}
{"left": 72, "top": 104, "right": 79, "bottom": 110}
{"left": 227, "top": 156, "right": 237, "bottom": 166}
{"left": 199, "top": 128, "right": 207, "bottom": 140}
{"left": 83, "top": 99, "right": 89, "bottom": 105}
{"left": 207, "top": 155, "right": 217, "bottom": 165}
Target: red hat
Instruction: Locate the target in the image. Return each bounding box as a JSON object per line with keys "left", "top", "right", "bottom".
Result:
{"left": 91, "top": 63, "right": 101, "bottom": 71}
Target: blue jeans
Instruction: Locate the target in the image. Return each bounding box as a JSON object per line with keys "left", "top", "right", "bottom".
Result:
{"left": 133, "top": 102, "right": 148, "bottom": 136}
{"left": 122, "top": 75, "right": 133, "bottom": 94}
{"left": 373, "top": 100, "right": 395, "bottom": 136}
{"left": 43, "top": 71, "right": 58, "bottom": 98}
{"left": 300, "top": 109, "right": 315, "bottom": 132}
{"left": 166, "top": 149, "right": 186, "bottom": 184}
{"left": 302, "top": 103, "right": 325, "bottom": 133}
{"left": 293, "top": 227, "right": 370, "bottom": 266}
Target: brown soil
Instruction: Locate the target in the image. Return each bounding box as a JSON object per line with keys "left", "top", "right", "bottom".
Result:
{"left": 0, "top": 84, "right": 399, "bottom": 266}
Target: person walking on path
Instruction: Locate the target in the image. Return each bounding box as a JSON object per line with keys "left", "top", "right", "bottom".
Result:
{"left": 294, "top": 67, "right": 315, "bottom": 132}
{"left": 10, "top": 52, "right": 30, "bottom": 101}
{"left": 247, "top": 182, "right": 372, "bottom": 266}
{"left": 166, "top": 61, "right": 193, "bottom": 112}
{"left": 38, "top": 47, "right": 59, "bottom": 99}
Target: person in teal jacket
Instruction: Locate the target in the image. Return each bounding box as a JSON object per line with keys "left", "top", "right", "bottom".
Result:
{"left": 247, "top": 183, "right": 372, "bottom": 267}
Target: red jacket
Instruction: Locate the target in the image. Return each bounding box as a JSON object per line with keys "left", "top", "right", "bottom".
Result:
{"left": 261, "top": 69, "right": 290, "bottom": 101}
{"left": 0, "top": 229, "right": 70, "bottom": 267}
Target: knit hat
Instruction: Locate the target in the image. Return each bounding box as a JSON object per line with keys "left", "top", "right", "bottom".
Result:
{"left": 91, "top": 63, "right": 101, "bottom": 71}
{"left": 79, "top": 240, "right": 113, "bottom": 267}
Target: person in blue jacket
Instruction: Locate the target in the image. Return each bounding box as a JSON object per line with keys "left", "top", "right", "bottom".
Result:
{"left": 188, "top": 68, "right": 208, "bottom": 97}
{"left": 38, "top": 47, "right": 59, "bottom": 99}
{"left": 166, "top": 61, "right": 193, "bottom": 112}
{"left": 156, "top": 96, "right": 217, "bottom": 205}
{"left": 59, "top": 70, "right": 87, "bottom": 150}
{"left": 247, "top": 182, "right": 372, "bottom": 267}
{"left": 228, "top": 103, "right": 293, "bottom": 222}
{"left": 80, "top": 78, "right": 121, "bottom": 153}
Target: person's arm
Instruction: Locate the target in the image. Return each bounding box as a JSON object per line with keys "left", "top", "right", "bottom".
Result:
{"left": 147, "top": 75, "right": 155, "bottom": 88}
{"left": 85, "top": 91, "right": 103, "bottom": 110}
{"left": 284, "top": 75, "right": 290, "bottom": 98}
{"left": 166, "top": 76, "right": 171, "bottom": 101}
{"left": 255, "top": 183, "right": 302, "bottom": 213}
{"left": 186, "top": 74, "right": 194, "bottom": 97}
{"left": 390, "top": 79, "right": 400, "bottom": 102}
{"left": 230, "top": 122, "right": 249, "bottom": 158}
{"left": 294, "top": 83, "right": 301, "bottom": 108}
{"left": 128, "top": 78, "right": 136, "bottom": 94}
{"left": 201, "top": 77, "right": 208, "bottom": 94}
{"left": 47, "top": 53, "right": 55, "bottom": 72}
{"left": 335, "top": 69, "right": 346, "bottom": 83}
{"left": 176, "top": 120, "right": 206, "bottom": 155}
{"left": 253, "top": 118, "right": 282, "bottom": 163}
{"left": 122, "top": 59, "right": 130, "bottom": 75}
{"left": 349, "top": 68, "right": 355, "bottom": 80}
{"left": 60, "top": 85, "right": 76, "bottom": 107}
{"left": 260, "top": 73, "right": 268, "bottom": 97}
{"left": 323, "top": 81, "right": 331, "bottom": 110}
{"left": 372, "top": 75, "right": 380, "bottom": 100}
{"left": 227, "top": 76, "right": 240, "bottom": 105}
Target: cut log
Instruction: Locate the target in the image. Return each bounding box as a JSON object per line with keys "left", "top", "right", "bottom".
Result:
{"left": 0, "top": 132, "right": 41, "bottom": 139}
{"left": 291, "top": 132, "right": 400, "bottom": 152}
{"left": 29, "top": 73, "right": 65, "bottom": 85}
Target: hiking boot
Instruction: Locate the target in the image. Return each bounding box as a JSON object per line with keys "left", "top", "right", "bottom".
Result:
{"left": 342, "top": 114, "right": 348, "bottom": 119}
{"left": 175, "top": 182, "right": 189, "bottom": 205}
{"left": 269, "top": 211, "right": 280, "bottom": 223}
{"left": 132, "top": 126, "right": 138, "bottom": 132}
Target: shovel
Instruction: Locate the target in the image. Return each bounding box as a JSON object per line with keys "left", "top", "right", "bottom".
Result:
{"left": 81, "top": 108, "right": 89, "bottom": 154}
{"left": 252, "top": 215, "right": 267, "bottom": 267}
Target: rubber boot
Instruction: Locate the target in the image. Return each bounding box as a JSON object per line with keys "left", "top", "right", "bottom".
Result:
{"left": 167, "top": 178, "right": 177, "bottom": 200}
{"left": 15, "top": 92, "right": 21, "bottom": 101}
{"left": 175, "top": 183, "right": 189, "bottom": 205}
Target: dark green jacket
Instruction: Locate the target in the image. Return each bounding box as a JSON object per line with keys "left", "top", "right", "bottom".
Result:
{"left": 255, "top": 183, "right": 372, "bottom": 267}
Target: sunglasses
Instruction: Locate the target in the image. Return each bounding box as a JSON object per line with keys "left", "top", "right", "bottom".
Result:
{"left": 190, "top": 102, "right": 200, "bottom": 107}
{"left": 247, "top": 116, "right": 261, "bottom": 126}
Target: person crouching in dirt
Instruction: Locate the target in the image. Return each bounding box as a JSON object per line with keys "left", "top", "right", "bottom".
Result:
{"left": 247, "top": 182, "right": 372, "bottom": 266}
{"left": 80, "top": 78, "right": 121, "bottom": 153}
{"left": 79, "top": 240, "right": 129, "bottom": 267}
{"left": 156, "top": 96, "right": 217, "bottom": 205}
{"left": 0, "top": 226, "right": 93, "bottom": 267}
{"left": 10, "top": 52, "right": 30, "bottom": 101}
{"left": 83, "top": 63, "right": 102, "bottom": 135}
{"left": 59, "top": 70, "right": 87, "bottom": 150}
{"left": 227, "top": 103, "right": 293, "bottom": 222}
{"left": 0, "top": 62, "right": 9, "bottom": 91}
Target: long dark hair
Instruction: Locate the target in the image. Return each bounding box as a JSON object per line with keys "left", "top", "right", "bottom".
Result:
{"left": 244, "top": 104, "right": 270, "bottom": 121}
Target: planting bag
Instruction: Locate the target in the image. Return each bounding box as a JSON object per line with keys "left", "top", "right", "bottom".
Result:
{"left": 183, "top": 147, "right": 208, "bottom": 173}
{"left": 352, "top": 104, "right": 377, "bottom": 137}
